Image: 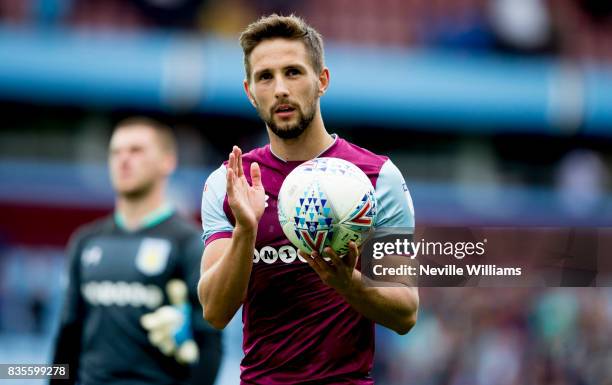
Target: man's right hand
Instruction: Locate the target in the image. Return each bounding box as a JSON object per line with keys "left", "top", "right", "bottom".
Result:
{"left": 197, "top": 146, "right": 263, "bottom": 329}
{"left": 226, "top": 146, "right": 265, "bottom": 231}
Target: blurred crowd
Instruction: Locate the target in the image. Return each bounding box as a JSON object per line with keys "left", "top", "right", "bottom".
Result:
{"left": 375, "top": 288, "right": 612, "bottom": 385}
{"left": 1, "top": 0, "right": 612, "bottom": 62}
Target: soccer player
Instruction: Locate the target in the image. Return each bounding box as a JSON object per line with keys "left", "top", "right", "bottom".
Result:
{"left": 198, "top": 14, "right": 418, "bottom": 384}
{"left": 51, "top": 118, "right": 221, "bottom": 385}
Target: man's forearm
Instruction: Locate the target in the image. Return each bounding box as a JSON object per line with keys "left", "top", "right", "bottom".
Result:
{"left": 198, "top": 225, "right": 256, "bottom": 329}
{"left": 338, "top": 270, "right": 418, "bottom": 335}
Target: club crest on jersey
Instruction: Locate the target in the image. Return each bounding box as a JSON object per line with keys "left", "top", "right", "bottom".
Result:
{"left": 136, "top": 238, "right": 171, "bottom": 276}
{"left": 82, "top": 245, "right": 103, "bottom": 267}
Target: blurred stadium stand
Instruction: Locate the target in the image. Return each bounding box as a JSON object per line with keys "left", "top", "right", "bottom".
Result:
{"left": 0, "top": 1, "right": 611, "bottom": 384}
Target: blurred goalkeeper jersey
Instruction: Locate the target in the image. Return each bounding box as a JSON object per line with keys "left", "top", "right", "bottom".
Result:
{"left": 201, "top": 135, "right": 415, "bottom": 385}
{"left": 51, "top": 208, "right": 221, "bottom": 385}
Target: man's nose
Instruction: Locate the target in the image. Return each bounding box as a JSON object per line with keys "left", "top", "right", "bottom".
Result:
{"left": 274, "top": 77, "right": 289, "bottom": 99}
{"left": 116, "top": 152, "right": 131, "bottom": 166}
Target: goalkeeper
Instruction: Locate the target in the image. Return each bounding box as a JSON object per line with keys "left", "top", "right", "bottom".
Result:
{"left": 51, "top": 118, "right": 221, "bottom": 385}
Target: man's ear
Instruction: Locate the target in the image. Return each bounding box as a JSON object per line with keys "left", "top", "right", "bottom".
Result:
{"left": 317, "top": 67, "right": 330, "bottom": 96}
{"left": 161, "top": 153, "right": 177, "bottom": 177}
{"left": 244, "top": 79, "right": 257, "bottom": 108}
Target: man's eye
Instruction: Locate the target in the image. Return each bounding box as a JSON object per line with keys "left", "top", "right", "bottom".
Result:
{"left": 287, "top": 68, "right": 300, "bottom": 76}
{"left": 259, "top": 73, "right": 272, "bottom": 81}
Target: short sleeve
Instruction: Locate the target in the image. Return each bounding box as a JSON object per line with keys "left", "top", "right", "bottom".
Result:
{"left": 201, "top": 165, "right": 233, "bottom": 246}
{"left": 374, "top": 159, "right": 415, "bottom": 231}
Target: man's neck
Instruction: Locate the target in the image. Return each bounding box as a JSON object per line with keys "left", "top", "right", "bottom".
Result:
{"left": 115, "top": 187, "right": 167, "bottom": 231}
{"left": 268, "top": 114, "right": 334, "bottom": 162}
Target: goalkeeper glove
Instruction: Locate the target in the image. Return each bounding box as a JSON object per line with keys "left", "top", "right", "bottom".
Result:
{"left": 140, "top": 279, "right": 199, "bottom": 364}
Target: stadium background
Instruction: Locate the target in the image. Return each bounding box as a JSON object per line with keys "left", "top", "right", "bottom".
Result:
{"left": 0, "top": 0, "right": 611, "bottom": 384}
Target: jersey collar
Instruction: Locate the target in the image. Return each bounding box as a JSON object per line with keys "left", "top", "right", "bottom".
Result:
{"left": 114, "top": 204, "right": 174, "bottom": 232}
{"left": 269, "top": 133, "right": 339, "bottom": 163}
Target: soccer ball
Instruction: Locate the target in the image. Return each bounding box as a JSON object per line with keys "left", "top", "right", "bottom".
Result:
{"left": 277, "top": 157, "right": 377, "bottom": 256}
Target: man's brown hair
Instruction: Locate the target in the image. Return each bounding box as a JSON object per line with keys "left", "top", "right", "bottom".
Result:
{"left": 239, "top": 14, "right": 324, "bottom": 82}
{"left": 114, "top": 117, "right": 177, "bottom": 154}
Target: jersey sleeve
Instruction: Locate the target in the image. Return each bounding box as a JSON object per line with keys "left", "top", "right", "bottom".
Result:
{"left": 201, "top": 165, "right": 233, "bottom": 246}
{"left": 374, "top": 159, "right": 415, "bottom": 231}
{"left": 50, "top": 230, "right": 86, "bottom": 385}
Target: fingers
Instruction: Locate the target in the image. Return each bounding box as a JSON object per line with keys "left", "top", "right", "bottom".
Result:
{"left": 301, "top": 250, "right": 334, "bottom": 276}
{"left": 237, "top": 147, "right": 244, "bottom": 177}
{"left": 228, "top": 146, "right": 249, "bottom": 185}
{"left": 346, "top": 241, "right": 359, "bottom": 269}
{"left": 299, "top": 250, "right": 314, "bottom": 267}
{"left": 226, "top": 146, "right": 241, "bottom": 196}
{"left": 226, "top": 167, "right": 236, "bottom": 200}
{"left": 312, "top": 251, "right": 331, "bottom": 272}
{"left": 227, "top": 151, "right": 234, "bottom": 172}
{"left": 227, "top": 147, "right": 241, "bottom": 177}
{"left": 300, "top": 250, "right": 323, "bottom": 275}
{"left": 166, "top": 279, "right": 187, "bottom": 306}
{"left": 251, "top": 162, "right": 262, "bottom": 188}
{"left": 323, "top": 247, "right": 343, "bottom": 269}
{"left": 176, "top": 340, "right": 199, "bottom": 364}
{"left": 233, "top": 146, "right": 244, "bottom": 177}
{"left": 141, "top": 306, "right": 182, "bottom": 330}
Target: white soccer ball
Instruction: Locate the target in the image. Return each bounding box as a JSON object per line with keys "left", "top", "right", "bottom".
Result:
{"left": 278, "top": 157, "right": 377, "bottom": 256}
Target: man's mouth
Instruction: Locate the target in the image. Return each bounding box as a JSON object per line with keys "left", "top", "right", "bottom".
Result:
{"left": 274, "top": 104, "right": 296, "bottom": 118}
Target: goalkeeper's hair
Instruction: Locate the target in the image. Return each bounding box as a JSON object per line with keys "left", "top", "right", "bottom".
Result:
{"left": 114, "top": 117, "right": 177, "bottom": 155}
{"left": 239, "top": 14, "right": 324, "bottom": 83}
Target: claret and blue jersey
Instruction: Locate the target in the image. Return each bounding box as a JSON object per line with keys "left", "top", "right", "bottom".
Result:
{"left": 201, "top": 135, "right": 415, "bottom": 385}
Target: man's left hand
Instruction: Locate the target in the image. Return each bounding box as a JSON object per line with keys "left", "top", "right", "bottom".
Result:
{"left": 299, "top": 241, "right": 360, "bottom": 295}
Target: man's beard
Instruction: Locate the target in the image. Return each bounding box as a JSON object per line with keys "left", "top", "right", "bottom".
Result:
{"left": 258, "top": 98, "right": 317, "bottom": 140}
